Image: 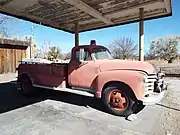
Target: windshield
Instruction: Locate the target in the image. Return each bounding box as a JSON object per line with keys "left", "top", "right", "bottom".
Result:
{"left": 93, "top": 48, "right": 113, "bottom": 60}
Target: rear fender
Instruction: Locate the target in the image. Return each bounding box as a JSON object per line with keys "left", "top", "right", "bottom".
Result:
{"left": 96, "top": 70, "right": 146, "bottom": 100}
{"left": 18, "top": 72, "right": 34, "bottom": 84}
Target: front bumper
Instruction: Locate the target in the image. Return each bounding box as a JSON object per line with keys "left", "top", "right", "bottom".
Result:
{"left": 142, "top": 91, "right": 164, "bottom": 105}
{"left": 142, "top": 72, "right": 166, "bottom": 105}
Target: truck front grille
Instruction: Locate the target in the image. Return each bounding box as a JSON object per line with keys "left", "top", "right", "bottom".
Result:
{"left": 145, "top": 74, "right": 157, "bottom": 94}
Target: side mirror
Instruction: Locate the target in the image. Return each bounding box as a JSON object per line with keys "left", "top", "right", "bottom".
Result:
{"left": 79, "top": 48, "right": 85, "bottom": 62}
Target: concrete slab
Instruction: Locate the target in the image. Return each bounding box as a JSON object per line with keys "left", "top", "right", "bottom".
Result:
{"left": 0, "top": 74, "right": 179, "bottom": 135}
{"left": 0, "top": 99, "right": 147, "bottom": 135}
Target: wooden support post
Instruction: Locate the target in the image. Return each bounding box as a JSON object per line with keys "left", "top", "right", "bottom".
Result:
{"left": 139, "top": 8, "right": 144, "bottom": 61}
{"left": 75, "top": 22, "right": 79, "bottom": 47}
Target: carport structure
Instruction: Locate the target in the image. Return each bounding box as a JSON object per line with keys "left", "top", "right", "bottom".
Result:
{"left": 0, "top": 0, "right": 172, "bottom": 61}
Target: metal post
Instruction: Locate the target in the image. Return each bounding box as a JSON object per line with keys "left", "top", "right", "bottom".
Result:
{"left": 75, "top": 22, "right": 79, "bottom": 47}
{"left": 139, "top": 8, "right": 144, "bottom": 61}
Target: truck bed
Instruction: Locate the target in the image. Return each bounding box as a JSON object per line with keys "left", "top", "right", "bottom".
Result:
{"left": 18, "top": 62, "right": 69, "bottom": 88}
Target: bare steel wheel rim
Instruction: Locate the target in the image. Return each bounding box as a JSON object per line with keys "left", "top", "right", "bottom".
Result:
{"left": 108, "top": 89, "right": 129, "bottom": 111}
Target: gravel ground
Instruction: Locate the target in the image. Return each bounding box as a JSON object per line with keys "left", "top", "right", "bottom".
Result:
{"left": 0, "top": 73, "right": 180, "bottom": 135}
{"left": 153, "top": 78, "right": 180, "bottom": 135}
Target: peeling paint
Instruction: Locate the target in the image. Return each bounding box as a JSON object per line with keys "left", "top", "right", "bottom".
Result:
{"left": 0, "top": 0, "right": 172, "bottom": 33}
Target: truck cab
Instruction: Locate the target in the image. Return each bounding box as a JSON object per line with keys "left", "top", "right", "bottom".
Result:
{"left": 17, "top": 40, "right": 166, "bottom": 117}
{"left": 68, "top": 40, "right": 113, "bottom": 88}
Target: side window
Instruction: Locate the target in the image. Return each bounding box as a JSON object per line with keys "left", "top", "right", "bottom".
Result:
{"left": 75, "top": 50, "right": 80, "bottom": 61}
{"left": 75, "top": 49, "right": 92, "bottom": 61}
{"left": 84, "top": 50, "right": 92, "bottom": 61}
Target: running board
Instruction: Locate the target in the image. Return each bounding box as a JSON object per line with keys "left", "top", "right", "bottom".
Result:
{"left": 33, "top": 85, "right": 95, "bottom": 97}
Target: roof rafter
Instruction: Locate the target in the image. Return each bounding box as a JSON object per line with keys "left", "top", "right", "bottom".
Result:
{"left": 164, "top": 0, "right": 171, "bottom": 13}
{"left": 79, "top": 0, "right": 164, "bottom": 25}
{"left": 63, "top": 0, "right": 113, "bottom": 25}
{"left": 0, "top": 6, "right": 73, "bottom": 32}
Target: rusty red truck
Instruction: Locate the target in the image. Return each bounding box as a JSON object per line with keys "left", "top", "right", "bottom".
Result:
{"left": 17, "top": 40, "right": 165, "bottom": 116}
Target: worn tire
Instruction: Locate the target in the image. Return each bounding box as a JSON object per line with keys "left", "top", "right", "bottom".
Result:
{"left": 20, "top": 75, "right": 36, "bottom": 97}
{"left": 102, "top": 83, "right": 135, "bottom": 117}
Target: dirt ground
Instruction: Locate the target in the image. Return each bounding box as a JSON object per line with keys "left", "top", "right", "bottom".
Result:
{"left": 0, "top": 73, "right": 179, "bottom": 135}
{"left": 147, "top": 60, "right": 180, "bottom": 75}
{"left": 154, "top": 78, "right": 180, "bottom": 135}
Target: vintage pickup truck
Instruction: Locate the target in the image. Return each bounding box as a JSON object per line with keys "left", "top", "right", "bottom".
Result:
{"left": 17, "top": 40, "right": 165, "bottom": 116}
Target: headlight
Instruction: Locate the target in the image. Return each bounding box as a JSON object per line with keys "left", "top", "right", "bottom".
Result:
{"left": 142, "top": 74, "right": 148, "bottom": 93}
{"left": 143, "top": 74, "right": 148, "bottom": 83}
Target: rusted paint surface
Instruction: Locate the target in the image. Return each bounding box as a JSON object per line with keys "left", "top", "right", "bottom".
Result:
{"left": 18, "top": 64, "right": 68, "bottom": 88}
{"left": 96, "top": 70, "right": 146, "bottom": 100}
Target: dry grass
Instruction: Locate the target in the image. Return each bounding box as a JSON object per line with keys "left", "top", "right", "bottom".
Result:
{"left": 145, "top": 60, "right": 167, "bottom": 65}
{"left": 146, "top": 59, "right": 180, "bottom": 69}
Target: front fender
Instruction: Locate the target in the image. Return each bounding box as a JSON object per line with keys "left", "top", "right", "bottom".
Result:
{"left": 96, "top": 70, "right": 146, "bottom": 100}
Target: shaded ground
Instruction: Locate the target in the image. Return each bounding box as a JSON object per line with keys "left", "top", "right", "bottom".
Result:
{"left": 0, "top": 73, "right": 179, "bottom": 135}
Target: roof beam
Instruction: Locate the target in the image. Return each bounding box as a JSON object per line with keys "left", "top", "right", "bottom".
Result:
{"left": 0, "top": 0, "right": 14, "bottom": 6}
{"left": 79, "top": 1, "right": 165, "bottom": 25}
{"left": 63, "top": 0, "right": 113, "bottom": 25}
{"left": 164, "top": 0, "right": 171, "bottom": 13}
{"left": 3, "top": 0, "right": 38, "bottom": 9}
{"left": 79, "top": 8, "right": 165, "bottom": 32}
{"left": 0, "top": 6, "right": 72, "bottom": 32}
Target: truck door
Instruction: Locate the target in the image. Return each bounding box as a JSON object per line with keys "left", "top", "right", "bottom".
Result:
{"left": 68, "top": 48, "right": 99, "bottom": 89}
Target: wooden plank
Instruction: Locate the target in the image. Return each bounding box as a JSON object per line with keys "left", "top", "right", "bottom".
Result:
{"left": 10, "top": 49, "right": 13, "bottom": 72}
{"left": 16, "top": 49, "right": 18, "bottom": 69}
{"left": 0, "top": 48, "right": 2, "bottom": 73}
{"left": 7, "top": 49, "right": 10, "bottom": 73}
{"left": 14, "top": 49, "right": 16, "bottom": 72}
{"left": 3, "top": 49, "right": 8, "bottom": 73}
{"left": 22, "top": 49, "right": 26, "bottom": 59}
{"left": 63, "top": 0, "right": 112, "bottom": 24}
{"left": 11, "top": 49, "right": 14, "bottom": 72}
{"left": 25, "top": 49, "right": 27, "bottom": 58}
{"left": 16, "top": 49, "right": 21, "bottom": 68}
{"left": 21, "top": 49, "right": 23, "bottom": 60}
{"left": 0, "top": 48, "right": 4, "bottom": 73}
{"left": 15, "top": 49, "right": 19, "bottom": 69}
{"left": 7, "top": 49, "right": 11, "bottom": 72}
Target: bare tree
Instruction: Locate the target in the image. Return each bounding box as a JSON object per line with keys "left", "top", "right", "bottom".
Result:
{"left": 47, "top": 46, "right": 63, "bottom": 61}
{"left": 109, "top": 37, "right": 137, "bottom": 60}
{"left": 0, "top": 15, "right": 12, "bottom": 37}
{"left": 148, "top": 36, "right": 180, "bottom": 63}
{"left": 64, "top": 52, "right": 71, "bottom": 60}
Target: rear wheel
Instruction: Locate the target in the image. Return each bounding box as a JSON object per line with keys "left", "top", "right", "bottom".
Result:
{"left": 102, "top": 83, "right": 135, "bottom": 117}
{"left": 20, "top": 76, "right": 36, "bottom": 96}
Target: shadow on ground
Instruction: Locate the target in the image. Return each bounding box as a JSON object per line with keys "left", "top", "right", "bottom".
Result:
{"left": 0, "top": 81, "right": 42, "bottom": 114}
{"left": 0, "top": 81, "right": 144, "bottom": 116}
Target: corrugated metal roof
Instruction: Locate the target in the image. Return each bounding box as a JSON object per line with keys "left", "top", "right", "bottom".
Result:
{"left": 0, "top": 0, "right": 172, "bottom": 33}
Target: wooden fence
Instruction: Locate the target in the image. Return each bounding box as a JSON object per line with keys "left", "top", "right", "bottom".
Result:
{"left": 0, "top": 38, "right": 30, "bottom": 73}
{"left": 0, "top": 48, "right": 26, "bottom": 73}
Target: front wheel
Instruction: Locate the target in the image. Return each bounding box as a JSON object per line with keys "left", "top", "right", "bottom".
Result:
{"left": 102, "top": 84, "right": 135, "bottom": 117}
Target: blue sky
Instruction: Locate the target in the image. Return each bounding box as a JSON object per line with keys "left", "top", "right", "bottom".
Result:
{"left": 1, "top": 0, "right": 180, "bottom": 53}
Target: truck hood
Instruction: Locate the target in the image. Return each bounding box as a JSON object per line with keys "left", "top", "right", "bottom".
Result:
{"left": 96, "top": 59, "right": 155, "bottom": 74}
